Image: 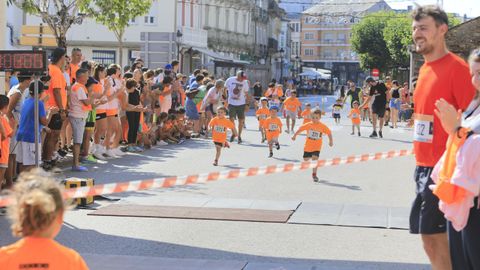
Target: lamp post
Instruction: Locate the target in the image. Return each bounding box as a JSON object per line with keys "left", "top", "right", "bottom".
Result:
{"left": 176, "top": 30, "right": 183, "bottom": 71}
{"left": 407, "top": 44, "right": 416, "bottom": 93}
{"left": 279, "top": 48, "right": 285, "bottom": 84}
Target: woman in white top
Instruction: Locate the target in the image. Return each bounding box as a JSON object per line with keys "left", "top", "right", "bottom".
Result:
{"left": 103, "top": 65, "right": 124, "bottom": 158}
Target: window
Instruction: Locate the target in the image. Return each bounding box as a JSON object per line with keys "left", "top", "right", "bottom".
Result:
{"left": 292, "top": 42, "right": 300, "bottom": 56}
{"left": 144, "top": 16, "right": 156, "bottom": 25}
{"left": 216, "top": 7, "right": 220, "bottom": 28}
{"left": 243, "top": 14, "right": 247, "bottom": 34}
{"left": 337, "top": 33, "right": 346, "bottom": 43}
{"left": 304, "top": 32, "right": 314, "bottom": 40}
{"left": 323, "top": 32, "right": 334, "bottom": 43}
{"left": 225, "top": 10, "right": 230, "bottom": 30}
{"left": 92, "top": 50, "right": 116, "bottom": 66}
{"left": 304, "top": 48, "right": 314, "bottom": 56}
{"left": 129, "top": 17, "right": 137, "bottom": 25}
{"left": 205, "top": 6, "right": 210, "bottom": 27}
{"left": 323, "top": 49, "right": 333, "bottom": 59}
{"left": 234, "top": 11, "right": 239, "bottom": 32}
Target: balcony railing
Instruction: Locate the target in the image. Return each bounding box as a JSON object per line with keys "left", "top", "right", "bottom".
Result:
{"left": 318, "top": 55, "right": 359, "bottom": 61}
{"left": 181, "top": 26, "right": 208, "bottom": 48}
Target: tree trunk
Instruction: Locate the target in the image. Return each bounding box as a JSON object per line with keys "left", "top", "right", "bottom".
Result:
{"left": 56, "top": 32, "right": 67, "bottom": 49}
{"left": 119, "top": 40, "right": 124, "bottom": 67}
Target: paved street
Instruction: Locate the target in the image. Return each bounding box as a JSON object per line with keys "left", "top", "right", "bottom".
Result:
{"left": 0, "top": 97, "right": 429, "bottom": 269}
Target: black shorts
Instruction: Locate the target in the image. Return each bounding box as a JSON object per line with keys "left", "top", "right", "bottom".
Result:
{"left": 228, "top": 104, "right": 245, "bottom": 120}
{"left": 303, "top": 151, "right": 320, "bottom": 158}
{"left": 372, "top": 105, "right": 386, "bottom": 118}
{"left": 48, "top": 113, "right": 63, "bottom": 130}
{"left": 409, "top": 166, "right": 447, "bottom": 234}
{"left": 333, "top": 113, "right": 340, "bottom": 119}
{"left": 214, "top": 142, "right": 223, "bottom": 147}
{"left": 96, "top": 112, "right": 107, "bottom": 121}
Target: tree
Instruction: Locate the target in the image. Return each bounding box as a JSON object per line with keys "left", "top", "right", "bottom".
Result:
{"left": 11, "top": 0, "right": 90, "bottom": 48}
{"left": 383, "top": 15, "right": 411, "bottom": 69}
{"left": 80, "top": 0, "right": 152, "bottom": 65}
{"left": 351, "top": 11, "right": 394, "bottom": 72}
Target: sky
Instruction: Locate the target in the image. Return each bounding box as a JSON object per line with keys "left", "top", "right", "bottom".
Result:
{"left": 387, "top": 0, "right": 480, "bottom": 18}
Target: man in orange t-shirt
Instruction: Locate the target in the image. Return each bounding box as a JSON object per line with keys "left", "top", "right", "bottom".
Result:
{"left": 262, "top": 106, "right": 282, "bottom": 158}
{"left": 68, "top": 48, "right": 82, "bottom": 85}
{"left": 410, "top": 6, "right": 476, "bottom": 270}
{"left": 282, "top": 90, "right": 302, "bottom": 134}
{"left": 292, "top": 109, "right": 333, "bottom": 182}
{"left": 42, "top": 47, "right": 67, "bottom": 168}
{"left": 209, "top": 106, "right": 237, "bottom": 166}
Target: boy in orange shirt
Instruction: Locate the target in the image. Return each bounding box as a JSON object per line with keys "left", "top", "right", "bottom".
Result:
{"left": 262, "top": 106, "right": 282, "bottom": 158}
{"left": 292, "top": 109, "right": 333, "bottom": 182}
{"left": 281, "top": 90, "right": 302, "bottom": 133}
{"left": 209, "top": 106, "right": 237, "bottom": 166}
{"left": 255, "top": 97, "right": 269, "bottom": 143}
{"left": 0, "top": 169, "right": 89, "bottom": 269}
{"left": 0, "top": 95, "right": 13, "bottom": 190}
{"left": 301, "top": 103, "right": 312, "bottom": 124}
{"left": 348, "top": 101, "right": 361, "bottom": 136}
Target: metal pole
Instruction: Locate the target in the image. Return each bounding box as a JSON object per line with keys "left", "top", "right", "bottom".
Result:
{"left": 33, "top": 75, "right": 40, "bottom": 167}
{"left": 280, "top": 58, "right": 283, "bottom": 83}
{"left": 409, "top": 45, "right": 414, "bottom": 93}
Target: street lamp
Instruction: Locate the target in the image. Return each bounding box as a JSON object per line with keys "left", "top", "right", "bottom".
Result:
{"left": 407, "top": 44, "right": 416, "bottom": 92}
{"left": 176, "top": 30, "right": 183, "bottom": 59}
{"left": 279, "top": 48, "right": 285, "bottom": 84}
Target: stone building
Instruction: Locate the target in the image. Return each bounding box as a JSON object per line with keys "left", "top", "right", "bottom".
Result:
{"left": 446, "top": 16, "right": 480, "bottom": 59}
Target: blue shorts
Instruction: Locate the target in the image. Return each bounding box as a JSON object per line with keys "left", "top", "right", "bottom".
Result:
{"left": 389, "top": 98, "right": 401, "bottom": 110}
{"left": 186, "top": 105, "right": 199, "bottom": 120}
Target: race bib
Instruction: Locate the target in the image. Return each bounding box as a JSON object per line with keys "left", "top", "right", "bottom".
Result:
{"left": 308, "top": 130, "right": 321, "bottom": 140}
{"left": 413, "top": 114, "right": 433, "bottom": 143}
{"left": 259, "top": 114, "right": 267, "bottom": 120}
{"left": 269, "top": 124, "right": 278, "bottom": 131}
{"left": 214, "top": 125, "right": 226, "bottom": 133}
{"left": 352, "top": 113, "right": 359, "bottom": 118}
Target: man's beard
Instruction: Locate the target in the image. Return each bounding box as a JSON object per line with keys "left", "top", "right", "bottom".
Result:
{"left": 415, "top": 39, "right": 434, "bottom": 55}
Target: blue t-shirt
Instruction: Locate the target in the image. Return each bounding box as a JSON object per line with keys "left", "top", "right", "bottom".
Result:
{"left": 9, "top": 76, "right": 19, "bottom": 88}
{"left": 185, "top": 97, "right": 199, "bottom": 120}
{"left": 17, "top": 98, "right": 46, "bottom": 143}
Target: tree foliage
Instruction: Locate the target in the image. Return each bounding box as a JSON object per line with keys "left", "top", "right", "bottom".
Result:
{"left": 383, "top": 15, "right": 411, "bottom": 68}
{"left": 10, "top": 0, "right": 90, "bottom": 48}
{"left": 80, "top": 0, "right": 152, "bottom": 64}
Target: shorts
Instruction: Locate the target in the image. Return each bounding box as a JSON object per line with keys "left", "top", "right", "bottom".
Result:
{"left": 16, "top": 141, "right": 40, "bottom": 166}
{"left": 266, "top": 134, "right": 279, "bottom": 143}
{"left": 96, "top": 112, "right": 107, "bottom": 121}
{"left": 69, "top": 117, "right": 87, "bottom": 145}
{"left": 0, "top": 163, "right": 7, "bottom": 168}
{"left": 214, "top": 142, "right": 223, "bottom": 147}
{"left": 206, "top": 104, "right": 215, "bottom": 115}
{"left": 333, "top": 113, "right": 341, "bottom": 119}
{"left": 48, "top": 113, "right": 63, "bottom": 130}
{"left": 372, "top": 105, "right": 386, "bottom": 118}
{"left": 303, "top": 151, "right": 320, "bottom": 158}
{"left": 410, "top": 166, "right": 447, "bottom": 234}
{"left": 228, "top": 104, "right": 246, "bottom": 120}
{"left": 10, "top": 134, "right": 17, "bottom": 155}
{"left": 106, "top": 109, "right": 118, "bottom": 117}
{"left": 389, "top": 98, "right": 401, "bottom": 110}
{"left": 85, "top": 111, "right": 96, "bottom": 131}
{"left": 286, "top": 110, "right": 296, "bottom": 119}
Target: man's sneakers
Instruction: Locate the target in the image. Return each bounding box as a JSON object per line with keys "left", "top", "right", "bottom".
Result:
{"left": 312, "top": 174, "right": 319, "bottom": 182}
{"left": 285, "top": 130, "right": 290, "bottom": 134}
{"left": 80, "top": 154, "right": 97, "bottom": 164}
{"left": 379, "top": 131, "right": 383, "bottom": 138}
{"left": 72, "top": 165, "right": 88, "bottom": 172}
{"left": 92, "top": 145, "right": 107, "bottom": 160}
{"left": 369, "top": 131, "right": 378, "bottom": 138}
{"left": 157, "top": 140, "right": 169, "bottom": 146}
{"left": 350, "top": 132, "right": 354, "bottom": 135}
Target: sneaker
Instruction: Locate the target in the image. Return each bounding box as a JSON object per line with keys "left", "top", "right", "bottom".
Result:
{"left": 238, "top": 137, "right": 242, "bottom": 144}
{"left": 57, "top": 148, "right": 67, "bottom": 158}
{"left": 80, "top": 154, "right": 97, "bottom": 164}
{"left": 379, "top": 131, "right": 383, "bottom": 138}
{"left": 126, "top": 146, "right": 137, "bottom": 153}
{"left": 358, "top": 132, "right": 361, "bottom": 136}
{"left": 114, "top": 148, "right": 126, "bottom": 156}
{"left": 105, "top": 149, "right": 119, "bottom": 158}
{"left": 230, "top": 134, "right": 235, "bottom": 142}
{"left": 384, "top": 122, "right": 389, "bottom": 126}
{"left": 157, "top": 140, "right": 169, "bottom": 146}
{"left": 369, "top": 131, "right": 378, "bottom": 138}
{"left": 92, "top": 147, "right": 107, "bottom": 160}
{"left": 261, "top": 138, "right": 266, "bottom": 143}
{"left": 285, "top": 130, "right": 290, "bottom": 134}
{"left": 178, "top": 139, "right": 185, "bottom": 144}
{"left": 268, "top": 152, "right": 273, "bottom": 158}
{"left": 41, "top": 161, "right": 55, "bottom": 171}
{"left": 313, "top": 175, "right": 319, "bottom": 182}
{"left": 350, "top": 132, "right": 354, "bottom": 135}
{"left": 275, "top": 142, "right": 280, "bottom": 150}
{"left": 135, "top": 146, "right": 144, "bottom": 152}
{"left": 72, "top": 165, "right": 88, "bottom": 172}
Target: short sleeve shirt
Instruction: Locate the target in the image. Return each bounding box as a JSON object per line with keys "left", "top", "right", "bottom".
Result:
{"left": 226, "top": 77, "right": 248, "bottom": 106}
{"left": 283, "top": 97, "right": 301, "bottom": 112}
{"left": 297, "top": 122, "right": 331, "bottom": 152}
{"left": 46, "top": 64, "right": 67, "bottom": 109}
{"left": 69, "top": 83, "right": 89, "bottom": 119}
{"left": 209, "top": 117, "right": 235, "bottom": 143}
{"left": 262, "top": 117, "right": 282, "bottom": 137}
{"left": 369, "top": 83, "right": 388, "bottom": 107}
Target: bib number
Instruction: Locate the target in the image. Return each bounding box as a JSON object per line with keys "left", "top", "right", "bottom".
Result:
{"left": 269, "top": 124, "right": 278, "bottom": 131}
{"left": 413, "top": 115, "right": 433, "bottom": 143}
{"left": 214, "top": 126, "right": 225, "bottom": 133}
{"left": 308, "top": 130, "right": 321, "bottom": 140}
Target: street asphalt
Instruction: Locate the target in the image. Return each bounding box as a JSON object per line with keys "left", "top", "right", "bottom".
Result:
{"left": 0, "top": 95, "right": 430, "bottom": 269}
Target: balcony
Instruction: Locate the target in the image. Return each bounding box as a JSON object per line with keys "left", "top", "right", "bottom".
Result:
{"left": 318, "top": 55, "right": 360, "bottom": 62}
{"left": 253, "top": 7, "right": 269, "bottom": 23}
{"left": 318, "top": 39, "right": 350, "bottom": 46}
{"left": 181, "top": 26, "right": 208, "bottom": 48}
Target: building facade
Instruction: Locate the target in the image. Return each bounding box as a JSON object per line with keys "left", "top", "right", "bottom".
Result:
{"left": 301, "top": 0, "right": 391, "bottom": 86}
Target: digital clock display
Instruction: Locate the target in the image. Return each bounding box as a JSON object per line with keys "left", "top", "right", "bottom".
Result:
{"left": 0, "top": 51, "right": 47, "bottom": 72}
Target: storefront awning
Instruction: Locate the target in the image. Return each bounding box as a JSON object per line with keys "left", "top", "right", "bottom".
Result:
{"left": 193, "top": 47, "right": 250, "bottom": 65}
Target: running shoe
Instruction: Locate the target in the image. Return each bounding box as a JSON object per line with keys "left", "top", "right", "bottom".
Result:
{"left": 114, "top": 147, "right": 126, "bottom": 156}
{"left": 230, "top": 134, "right": 235, "bottom": 142}
{"left": 369, "top": 131, "right": 378, "bottom": 138}
{"left": 157, "top": 140, "right": 169, "bottom": 146}
{"left": 126, "top": 146, "right": 137, "bottom": 153}
{"left": 313, "top": 175, "right": 319, "bottom": 182}
{"left": 379, "top": 131, "right": 383, "bottom": 138}
{"left": 105, "top": 149, "right": 119, "bottom": 158}
{"left": 80, "top": 154, "right": 97, "bottom": 164}
{"left": 92, "top": 147, "right": 107, "bottom": 160}
{"left": 57, "top": 148, "right": 68, "bottom": 158}
{"left": 268, "top": 152, "right": 273, "bottom": 158}
{"left": 358, "top": 132, "right": 361, "bottom": 136}
{"left": 276, "top": 142, "right": 280, "bottom": 150}
{"left": 134, "top": 146, "right": 144, "bottom": 152}
{"left": 238, "top": 137, "right": 242, "bottom": 144}
{"left": 72, "top": 165, "right": 88, "bottom": 172}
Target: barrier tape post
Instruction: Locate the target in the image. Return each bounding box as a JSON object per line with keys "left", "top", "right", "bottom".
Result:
{"left": 0, "top": 149, "right": 414, "bottom": 207}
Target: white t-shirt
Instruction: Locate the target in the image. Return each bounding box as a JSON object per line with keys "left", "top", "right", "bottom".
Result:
{"left": 226, "top": 76, "right": 248, "bottom": 106}
{"left": 69, "top": 84, "right": 88, "bottom": 119}
{"left": 7, "top": 84, "right": 27, "bottom": 121}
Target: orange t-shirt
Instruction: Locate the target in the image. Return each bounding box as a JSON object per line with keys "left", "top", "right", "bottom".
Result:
{"left": 413, "top": 53, "right": 475, "bottom": 167}
{"left": 297, "top": 121, "right": 331, "bottom": 152}
{"left": 69, "top": 63, "right": 80, "bottom": 85}
{"left": 283, "top": 97, "right": 301, "bottom": 112}
{"left": 46, "top": 64, "right": 67, "bottom": 109}
{"left": 256, "top": 107, "right": 269, "bottom": 126}
{"left": 0, "top": 115, "right": 13, "bottom": 164}
{"left": 262, "top": 117, "right": 282, "bottom": 139}
{"left": 0, "top": 237, "right": 89, "bottom": 270}
{"left": 209, "top": 117, "right": 235, "bottom": 143}
{"left": 348, "top": 108, "right": 361, "bottom": 125}
{"left": 301, "top": 109, "right": 312, "bottom": 124}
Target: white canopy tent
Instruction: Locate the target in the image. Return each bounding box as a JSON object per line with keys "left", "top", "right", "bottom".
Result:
{"left": 299, "top": 69, "right": 331, "bottom": 80}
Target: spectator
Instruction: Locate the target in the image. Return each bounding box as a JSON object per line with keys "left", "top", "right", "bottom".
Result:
{"left": 225, "top": 70, "right": 250, "bottom": 144}
{"left": 0, "top": 95, "right": 13, "bottom": 190}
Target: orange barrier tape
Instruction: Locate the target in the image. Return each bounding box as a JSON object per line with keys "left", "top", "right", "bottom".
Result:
{"left": 0, "top": 149, "right": 414, "bottom": 207}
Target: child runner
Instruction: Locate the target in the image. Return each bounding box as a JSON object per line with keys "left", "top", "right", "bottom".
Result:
{"left": 263, "top": 106, "right": 282, "bottom": 158}
{"left": 332, "top": 99, "right": 343, "bottom": 124}
{"left": 348, "top": 101, "right": 361, "bottom": 136}
{"left": 292, "top": 109, "right": 333, "bottom": 182}
{"left": 255, "top": 97, "right": 269, "bottom": 143}
{"left": 0, "top": 169, "right": 88, "bottom": 269}
{"left": 208, "top": 106, "right": 237, "bottom": 166}
{"left": 0, "top": 95, "right": 13, "bottom": 189}
{"left": 301, "top": 103, "right": 312, "bottom": 124}
{"left": 282, "top": 90, "right": 302, "bottom": 134}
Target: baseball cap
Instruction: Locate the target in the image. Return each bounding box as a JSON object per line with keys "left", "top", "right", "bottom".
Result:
{"left": 165, "top": 64, "right": 173, "bottom": 70}
{"left": 365, "top": 76, "right": 375, "bottom": 83}
{"left": 270, "top": 105, "right": 279, "bottom": 111}
{"left": 260, "top": 97, "right": 268, "bottom": 102}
